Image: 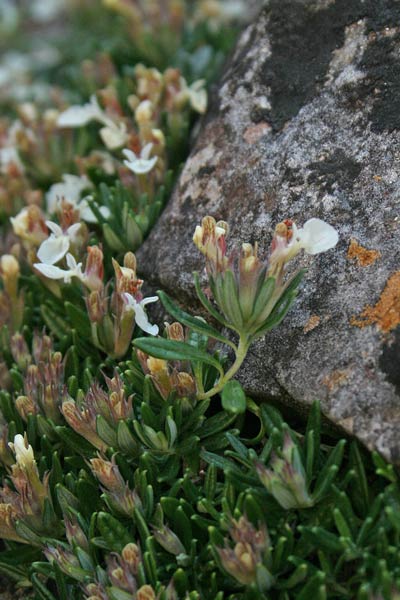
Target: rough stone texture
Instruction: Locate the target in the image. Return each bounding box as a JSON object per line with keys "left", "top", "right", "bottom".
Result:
{"left": 137, "top": 0, "right": 400, "bottom": 463}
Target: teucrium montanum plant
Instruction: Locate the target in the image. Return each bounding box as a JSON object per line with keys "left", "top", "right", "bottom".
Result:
{"left": 134, "top": 215, "right": 338, "bottom": 402}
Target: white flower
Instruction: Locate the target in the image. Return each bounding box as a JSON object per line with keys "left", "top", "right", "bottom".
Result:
{"left": 99, "top": 121, "right": 128, "bottom": 150}
{"left": 123, "top": 293, "right": 159, "bottom": 336}
{"left": 37, "top": 221, "right": 82, "bottom": 265}
{"left": 269, "top": 218, "right": 338, "bottom": 273}
{"left": 46, "top": 174, "right": 110, "bottom": 223}
{"left": 57, "top": 95, "right": 128, "bottom": 150}
{"left": 77, "top": 195, "right": 111, "bottom": 223}
{"left": 46, "top": 174, "right": 91, "bottom": 214}
{"left": 122, "top": 143, "right": 158, "bottom": 175}
{"left": 57, "top": 95, "right": 103, "bottom": 127}
{"left": 9, "top": 434, "right": 35, "bottom": 468}
{"left": 34, "top": 252, "right": 85, "bottom": 284}
{"left": 293, "top": 218, "right": 339, "bottom": 255}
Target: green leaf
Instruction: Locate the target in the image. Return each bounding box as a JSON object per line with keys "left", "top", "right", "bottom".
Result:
{"left": 31, "top": 573, "right": 58, "bottom": 600}
{"left": 221, "top": 380, "right": 246, "bottom": 415}
{"left": 305, "top": 401, "right": 321, "bottom": 482}
{"left": 97, "top": 512, "right": 132, "bottom": 552}
{"left": 133, "top": 337, "right": 224, "bottom": 378}
{"left": 64, "top": 302, "right": 91, "bottom": 337}
{"left": 198, "top": 411, "right": 237, "bottom": 438}
{"left": 193, "top": 271, "right": 229, "bottom": 327}
{"left": 297, "top": 571, "right": 326, "bottom": 600}
{"left": 253, "top": 269, "right": 306, "bottom": 338}
{"left": 221, "top": 270, "right": 243, "bottom": 329}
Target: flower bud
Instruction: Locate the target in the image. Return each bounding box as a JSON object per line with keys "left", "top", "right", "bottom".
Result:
{"left": 166, "top": 322, "right": 184, "bottom": 341}
{"left": 10, "top": 205, "right": 48, "bottom": 245}
{"left": 84, "top": 245, "right": 104, "bottom": 292}
{"left": 9, "top": 434, "right": 34, "bottom": 469}
{"left": 255, "top": 434, "right": 313, "bottom": 510}
{"left": 135, "top": 100, "right": 153, "bottom": 126}
{"left": 16, "top": 395, "right": 37, "bottom": 421}
{"left": 0, "top": 254, "right": 19, "bottom": 299}
{"left": 86, "top": 291, "right": 106, "bottom": 323}
{"left": 136, "top": 585, "right": 156, "bottom": 600}
{"left": 10, "top": 333, "right": 31, "bottom": 370}
{"left": 121, "top": 543, "right": 141, "bottom": 574}
{"left": 153, "top": 525, "right": 186, "bottom": 555}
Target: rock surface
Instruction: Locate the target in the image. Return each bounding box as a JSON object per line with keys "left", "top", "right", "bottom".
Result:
{"left": 137, "top": 0, "right": 400, "bottom": 463}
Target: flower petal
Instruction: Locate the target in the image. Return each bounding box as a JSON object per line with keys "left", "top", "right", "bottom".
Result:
{"left": 66, "top": 222, "right": 82, "bottom": 238}
{"left": 124, "top": 156, "right": 158, "bottom": 175}
{"left": 57, "top": 96, "right": 102, "bottom": 127}
{"left": 122, "top": 148, "right": 137, "bottom": 162}
{"left": 45, "top": 220, "right": 63, "bottom": 236}
{"left": 141, "top": 143, "right": 153, "bottom": 160}
{"left": 140, "top": 296, "right": 159, "bottom": 306}
{"left": 65, "top": 253, "right": 78, "bottom": 270}
{"left": 34, "top": 262, "right": 68, "bottom": 280}
{"left": 134, "top": 301, "right": 159, "bottom": 336}
{"left": 46, "top": 174, "right": 91, "bottom": 213}
{"left": 301, "top": 218, "right": 339, "bottom": 255}
{"left": 123, "top": 294, "right": 159, "bottom": 335}
{"left": 37, "top": 235, "right": 69, "bottom": 265}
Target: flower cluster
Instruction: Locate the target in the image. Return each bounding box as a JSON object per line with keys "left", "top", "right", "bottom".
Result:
{"left": 256, "top": 432, "right": 313, "bottom": 509}
{"left": 216, "top": 515, "right": 271, "bottom": 587}
{"left": 85, "top": 249, "right": 158, "bottom": 358}
{"left": 193, "top": 215, "right": 338, "bottom": 340}
{"left": 0, "top": 435, "right": 57, "bottom": 541}
{"left": 13, "top": 331, "right": 66, "bottom": 426}
{"left": 61, "top": 372, "right": 134, "bottom": 451}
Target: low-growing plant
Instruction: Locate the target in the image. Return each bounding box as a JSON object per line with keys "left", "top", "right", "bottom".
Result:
{"left": 0, "top": 2, "right": 398, "bottom": 600}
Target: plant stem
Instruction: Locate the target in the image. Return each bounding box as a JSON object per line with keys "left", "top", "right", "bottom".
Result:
{"left": 197, "top": 334, "right": 250, "bottom": 400}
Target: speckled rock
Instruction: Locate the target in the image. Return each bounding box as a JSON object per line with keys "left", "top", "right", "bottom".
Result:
{"left": 137, "top": 0, "right": 400, "bottom": 463}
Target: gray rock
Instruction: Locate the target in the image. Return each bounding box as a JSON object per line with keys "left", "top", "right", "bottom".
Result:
{"left": 137, "top": 0, "right": 400, "bottom": 463}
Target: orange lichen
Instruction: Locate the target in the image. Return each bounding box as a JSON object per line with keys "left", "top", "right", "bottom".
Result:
{"left": 303, "top": 314, "right": 320, "bottom": 333}
{"left": 322, "top": 369, "right": 350, "bottom": 392}
{"left": 351, "top": 271, "right": 400, "bottom": 332}
{"left": 347, "top": 239, "right": 381, "bottom": 267}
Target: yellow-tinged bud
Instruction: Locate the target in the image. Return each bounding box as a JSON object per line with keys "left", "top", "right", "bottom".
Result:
{"left": 17, "top": 102, "right": 37, "bottom": 123}
{"left": 89, "top": 456, "right": 125, "bottom": 491}
{"left": 0, "top": 254, "right": 19, "bottom": 300}
{"left": 121, "top": 543, "right": 141, "bottom": 573}
{"left": 137, "top": 584, "right": 156, "bottom": 600}
{"left": 174, "top": 372, "right": 196, "bottom": 397}
{"left": 135, "top": 100, "right": 153, "bottom": 126}
{"left": 166, "top": 322, "right": 184, "bottom": 341}
{"left": 10, "top": 205, "right": 47, "bottom": 246}
{"left": 0, "top": 254, "right": 19, "bottom": 278}
{"left": 147, "top": 357, "right": 168, "bottom": 375}
{"left": 274, "top": 221, "right": 288, "bottom": 238}
{"left": 16, "top": 395, "right": 37, "bottom": 421}
{"left": 123, "top": 252, "right": 137, "bottom": 271}
{"left": 150, "top": 128, "right": 166, "bottom": 150}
